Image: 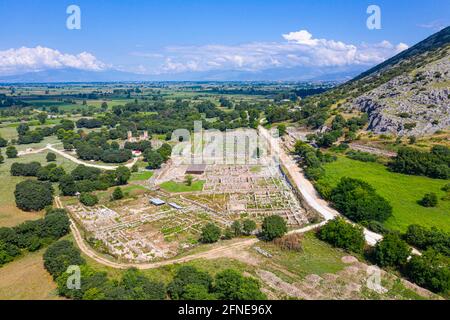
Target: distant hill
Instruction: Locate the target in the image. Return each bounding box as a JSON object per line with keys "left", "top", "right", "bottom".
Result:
{"left": 339, "top": 26, "right": 450, "bottom": 136}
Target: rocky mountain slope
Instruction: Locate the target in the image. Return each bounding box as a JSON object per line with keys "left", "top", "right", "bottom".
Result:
{"left": 343, "top": 26, "right": 450, "bottom": 136}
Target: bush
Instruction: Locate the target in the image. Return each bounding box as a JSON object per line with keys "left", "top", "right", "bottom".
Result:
{"left": 261, "top": 215, "right": 287, "bottom": 241}
{"left": 404, "top": 249, "right": 450, "bottom": 294}
{"left": 318, "top": 218, "right": 365, "bottom": 253}
{"left": 10, "top": 162, "right": 42, "bottom": 176}
{"left": 14, "top": 180, "right": 54, "bottom": 211}
{"left": 404, "top": 225, "right": 449, "bottom": 256}
{"left": 46, "top": 152, "right": 57, "bottom": 162}
{"left": 273, "top": 234, "right": 303, "bottom": 252}
{"left": 419, "top": 193, "right": 438, "bottom": 207}
{"left": 213, "top": 269, "right": 266, "bottom": 300}
{"left": 6, "top": 146, "right": 18, "bottom": 158}
{"left": 330, "top": 177, "right": 392, "bottom": 222}
{"left": 374, "top": 233, "right": 411, "bottom": 268}
{"left": 242, "top": 219, "right": 257, "bottom": 235}
{"left": 79, "top": 193, "right": 99, "bottom": 207}
{"left": 112, "top": 187, "right": 124, "bottom": 200}
{"left": 167, "top": 266, "right": 213, "bottom": 300}
{"left": 200, "top": 223, "right": 221, "bottom": 243}
{"left": 346, "top": 150, "right": 378, "bottom": 162}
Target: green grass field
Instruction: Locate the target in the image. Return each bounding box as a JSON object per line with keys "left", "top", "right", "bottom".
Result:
{"left": 320, "top": 157, "right": 450, "bottom": 232}
{"left": 130, "top": 170, "right": 154, "bottom": 181}
{"left": 159, "top": 180, "right": 205, "bottom": 193}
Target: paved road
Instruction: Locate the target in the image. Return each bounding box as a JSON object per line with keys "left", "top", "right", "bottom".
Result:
{"left": 258, "top": 126, "right": 383, "bottom": 246}
{"left": 46, "top": 144, "right": 139, "bottom": 170}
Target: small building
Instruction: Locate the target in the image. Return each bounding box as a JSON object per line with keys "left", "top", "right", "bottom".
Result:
{"left": 169, "top": 202, "right": 183, "bottom": 210}
{"left": 150, "top": 198, "right": 165, "bottom": 206}
{"left": 132, "top": 150, "right": 142, "bottom": 157}
{"left": 185, "top": 164, "right": 207, "bottom": 175}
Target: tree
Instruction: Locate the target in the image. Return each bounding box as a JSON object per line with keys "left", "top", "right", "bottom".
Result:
{"left": 374, "top": 233, "right": 411, "bottom": 268}
{"left": 6, "top": 146, "right": 18, "bottom": 158}
{"left": 230, "top": 221, "right": 242, "bottom": 237}
{"left": 242, "top": 219, "right": 257, "bottom": 235}
{"left": 0, "top": 136, "right": 7, "bottom": 148}
{"left": 317, "top": 218, "right": 365, "bottom": 253}
{"left": 213, "top": 269, "right": 266, "bottom": 300}
{"left": 181, "top": 284, "right": 215, "bottom": 300}
{"left": 157, "top": 143, "right": 172, "bottom": 161}
{"left": 14, "top": 180, "right": 54, "bottom": 211}
{"left": 330, "top": 177, "right": 392, "bottom": 222}
{"left": 79, "top": 193, "right": 98, "bottom": 207}
{"left": 43, "top": 240, "right": 85, "bottom": 279}
{"left": 277, "top": 124, "right": 287, "bottom": 137}
{"left": 145, "top": 150, "right": 164, "bottom": 169}
{"left": 131, "top": 164, "right": 139, "bottom": 173}
{"left": 59, "top": 174, "right": 77, "bottom": 196}
{"left": 404, "top": 249, "right": 450, "bottom": 294}
{"left": 115, "top": 166, "right": 131, "bottom": 185}
{"left": 112, "top": 187, "right": 124, "bottom": 200}
{"left": 419, "top": 193, "right": 438, "bottom": 207}
{"left": 167, "top": 266, "right": 213, "bottom": 300}
{"left": 261, "top": 215, "right": 287, "bottom": 241}
{"left": 37, "top": 112, "right": 47, "bottom": 125}
{"left": 185, "top": 175, "right": 194, "bottom": 186}
{"left": 0, "top": 150, "right": 4, "bottom": 164}
{"left": 17, "top": 123, "right": 29, "bottom": 136}
{"left": 46, "top": 152, "right": 56, "bottom": 162}
{"left": 200, "top": 223, "right": 221, "bottom": 243}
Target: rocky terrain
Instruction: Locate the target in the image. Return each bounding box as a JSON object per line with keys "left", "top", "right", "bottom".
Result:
{"left": 353, "top": 50, "right": 449, "bottom": 136}
{"left": 342, "top": 27, "right": 450, "bottom": 136}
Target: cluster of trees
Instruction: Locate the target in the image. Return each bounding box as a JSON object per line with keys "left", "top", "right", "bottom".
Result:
{"left": 346, "top": 150, "right": 378, "bottom": 163}
{"left": 15, "top": 120, "right": 75, "bottom": 145}
{"left": 329, "top": 177, "right": 393, "bottom": 224}
{"left": 144, "top": 143, "right": 172, "bottom": 169}
{"left": 11, "top": 161, "right": 66, "bottom": 182}
{"left": 59, "top": 165, "right": 131, "bottom": 197}
{"left": 0, "top": 208, "right": 70, "bottom": 266}
{"left": 76, "top": 118, "right": 103, "bottom": 129}
{"left": 293, "top": 141, "right": 336, "bottom": 181}
{"left": 200, "top": 215, "right": 286, "bottom": 244}
{"left": 318, "top": 218, "right": 366, "bottom": 254}
{"left": 317, "top": 218, "right": 450, "bottom": 295}
{"left": 76, "top": 141, "right": 132, "bottom": 163}
{"left": 168, "top": 266, "right": 266, "bottom": 300}
{"left": 43, "top": 240, "right": 264, "bottom": 300}
{"left": 389, "top": 146, "right": 450, "bottom": 179}
{"left": 14, "top": 180, "right": 54, "bottom": 211}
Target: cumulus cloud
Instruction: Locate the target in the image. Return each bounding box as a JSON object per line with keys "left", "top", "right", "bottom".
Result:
{"left": 134, "top": 29, "right": 409, "bottom": 74}
{"left": 0, "top": 46, "right": 107, "bottom": 75}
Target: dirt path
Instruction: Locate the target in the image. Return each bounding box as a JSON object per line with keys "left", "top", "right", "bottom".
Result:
{"left": 258, "top": 126, "right": 383, "bottom": 246}
{"left": 46, "top": 144, "right": 139, "bottom": 170}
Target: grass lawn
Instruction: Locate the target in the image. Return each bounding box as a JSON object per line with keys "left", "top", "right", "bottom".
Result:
{"left": 130, "top": 170, "right": 154, "bottom": 181}
{"left": 159, "top": 180, "right": 205, "bottom": 193}
{"left": 320, "top": 156, "right": 450, "bottom": 232}
{"left": 257, "top": 232, "right": 347, "bottom": 280}
{"left": 0, "top": 248, "right": 61, "bottom": 300}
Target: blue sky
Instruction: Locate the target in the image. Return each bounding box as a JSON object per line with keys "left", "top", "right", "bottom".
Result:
{"left": 0, "top": 0, "right": 449, "bottom": 79}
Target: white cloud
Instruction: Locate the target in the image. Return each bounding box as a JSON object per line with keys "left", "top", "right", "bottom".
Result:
{"left": 0, "top": 46, "right": 107, "bottom": 75}
{"left": 137, "top": 30, "right": 409, "bottom": 74}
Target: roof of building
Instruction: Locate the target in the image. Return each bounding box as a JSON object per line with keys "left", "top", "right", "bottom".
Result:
{"left": 150, "top": 198, "right": 165, "bottom": 205}
{"left": 168, "top": 202, "right": 183, "bottom": 210}
{"left": 186, "top": 163, "right": 207, "bottom": 172}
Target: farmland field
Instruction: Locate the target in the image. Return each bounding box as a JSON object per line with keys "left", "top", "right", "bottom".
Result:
{"left": 319, "top": 157, "right": 450, "bottom": 232}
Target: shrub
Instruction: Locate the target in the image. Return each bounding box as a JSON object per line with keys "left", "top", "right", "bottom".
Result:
{"left": 200, "top": 223, "right": 221, "bottom": 243}
{"left": 346, "top": 150, "right": 378, "bottom": 162}
{"left": 230, "top": 221, "right": 242, "bottom": 237}
{"left": 79, "top": 193, "right": 98, "bottom": 207}
{"left": 404, "top": 225, "right": 449, "bottom": 256}
{"left": 112, "top": 187, "right": 124, "bottom": 200}
{"left": 318, "top": 218, "right": 365, "bottom": 253}
{"left": 46, "top": 152, "right": 57, "bottom": 162}
{"left": 14, "top": 180, "right": 54, "bottom": 211}
{"left": 261, "top": 215, "right": 287, "bottom": 241}
{"left": 10, "top": 162, "right": 42, "bottom": 176}
{"left": 167, "top": 266, "right": 213, "bottom": 300}
{"left": 213, "top": 269, "right": 266, "bottom": 300}
{"left": 273, "top": 233, "right": 303, "bottom": 252}
{"left": 419, "top": 193, "right": 438, "bottom": 207}
{"left": 43, "top": 240, "right": 85, "bottom": 279}
{"left": 374, "top": 233, "right": 411, "bottom": 268}
{"left": 6, "top": 146, "right": 18, "bottom": 158}
{"left": 404, "top": 249, "right": 450, "bottom": 294}
{"left": 242, "top": 219, "right": 257, "bottom": 235}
